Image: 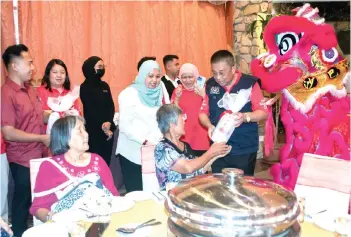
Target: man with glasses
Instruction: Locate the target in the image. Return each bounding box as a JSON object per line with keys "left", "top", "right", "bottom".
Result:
{"left": 199, "top": 50, "right": 267, "bottom": 175}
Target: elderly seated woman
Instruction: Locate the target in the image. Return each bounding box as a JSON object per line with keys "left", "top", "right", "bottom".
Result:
{"left": 30, "top": 116, "right": 119, "bottom": 223}
{"left": 155, "top": 104, "right": 231, "bottom": 190}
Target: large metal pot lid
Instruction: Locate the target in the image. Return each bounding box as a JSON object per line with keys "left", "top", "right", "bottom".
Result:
{"left": 167, "top": 168, "right": 299, "bottom": 227}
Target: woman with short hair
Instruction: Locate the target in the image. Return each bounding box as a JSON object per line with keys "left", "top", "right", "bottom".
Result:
{"left": 155, "top": 104, "right": 231, "bottom": 191}
{"left": 30, "top": 116, "right": 118, "bottom": 223}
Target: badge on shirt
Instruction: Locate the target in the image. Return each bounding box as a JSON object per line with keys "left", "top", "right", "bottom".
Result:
{"left": 103, "top": 90, "right": 108, "bottom": 93}
{"left": 210, "top": 86, "right": 220, "bottom": 95}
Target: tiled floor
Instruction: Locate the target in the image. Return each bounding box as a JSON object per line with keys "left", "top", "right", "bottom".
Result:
{"left": 254, "top": 158, "right": 274, "bottom": 180}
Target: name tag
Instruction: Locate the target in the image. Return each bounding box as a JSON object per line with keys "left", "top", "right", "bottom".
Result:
{"left": 103, "top": 90, "right": 108, "bottom": 93}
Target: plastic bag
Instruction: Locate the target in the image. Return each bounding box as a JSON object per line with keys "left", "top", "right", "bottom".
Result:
{"left": 211, "top": 87, "right": 252, "bottom": 143}
{"left": 47, "top": 86, "right": 80, "bottom": 112}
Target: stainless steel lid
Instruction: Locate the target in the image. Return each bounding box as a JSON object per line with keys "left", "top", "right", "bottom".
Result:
{"left": 165, "top": 168, "right": 300, "bottom": 236}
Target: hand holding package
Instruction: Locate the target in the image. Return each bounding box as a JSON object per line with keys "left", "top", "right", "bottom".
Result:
{"left": 211, "top": 87, "right": 252, "bottom": 143}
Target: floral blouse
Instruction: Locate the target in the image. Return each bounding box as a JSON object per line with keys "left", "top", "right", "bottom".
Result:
{"left": 154, "top": 138, "right": 204, "bottom": 191}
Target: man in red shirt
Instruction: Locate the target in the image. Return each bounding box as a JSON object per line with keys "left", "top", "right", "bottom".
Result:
{"left": 0, "top": 133, "right": 9, "bottom": 223}
{"left": 199, "top": 50, "right": 268, "bottom": 175}
{"left": 1, "top": 44, "right": 50, "bottom": 237}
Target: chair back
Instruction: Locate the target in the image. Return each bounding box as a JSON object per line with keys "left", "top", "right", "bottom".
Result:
{"left": 29, "top": 157, "right": 50, "bottom": 226}
{"left": 141, "top": 145, "right": 159, "bottom": 192}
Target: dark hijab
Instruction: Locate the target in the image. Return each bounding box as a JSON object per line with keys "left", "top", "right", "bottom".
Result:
{"left": 80, "top": 55, "right": 114, "bottom": 132}
{"left": 82, "top": 56, "right": 104, "bottom": 84}
{"left": 80, "top": 56, "right": 115, "bottom": 165}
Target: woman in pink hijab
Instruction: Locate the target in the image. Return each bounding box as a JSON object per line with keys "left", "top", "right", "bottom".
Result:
{"left": 171, "top": 63, "right": 209, "bottom": 156}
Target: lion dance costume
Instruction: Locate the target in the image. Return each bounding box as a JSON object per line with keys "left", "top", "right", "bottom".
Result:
{"left": 251, "top": 3, "right": 350, "bottom": 189}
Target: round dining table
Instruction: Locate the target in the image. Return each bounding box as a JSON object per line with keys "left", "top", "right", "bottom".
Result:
{"left": 79, "top": 199, "right": 335, "bottom": 237}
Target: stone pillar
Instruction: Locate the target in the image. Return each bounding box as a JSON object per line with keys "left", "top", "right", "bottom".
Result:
{"left": 233, "top": 0, "right": 273, "bottom": 160}
{"left": 233, "top": 0, "right": 272, "bottom": 74}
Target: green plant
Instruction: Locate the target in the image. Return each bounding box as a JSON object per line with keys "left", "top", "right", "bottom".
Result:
{"left": 246, "top": 14, "right": 273, "bottom": 49}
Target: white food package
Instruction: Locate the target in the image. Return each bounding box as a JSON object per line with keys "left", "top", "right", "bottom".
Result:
{"left": 47, "top": 86, "right": 80, "bottom": 112}
{"left": 211, "top": 87, "right": 252, "bottom": 143}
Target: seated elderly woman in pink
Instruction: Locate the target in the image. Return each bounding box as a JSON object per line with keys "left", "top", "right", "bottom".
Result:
{"left": 30, "top": 116, "right": 119, "bottom": 223}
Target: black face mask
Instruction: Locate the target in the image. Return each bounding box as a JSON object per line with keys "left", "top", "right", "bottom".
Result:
{"left": 96, "top": 68, "right": 105, "bottom": 77}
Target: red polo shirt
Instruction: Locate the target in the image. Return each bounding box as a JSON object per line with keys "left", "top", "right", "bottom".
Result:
{"left": 1, "top": 79, "right": 45, "bottom": 167}
{"left": 171, "top": 88, "right": 210, "bottom": 151}
{"left": 36, "top": 85, "right": 82, "bottom": 114}
{"left": 1, "top": 133, "right": 5, "bottom": 154}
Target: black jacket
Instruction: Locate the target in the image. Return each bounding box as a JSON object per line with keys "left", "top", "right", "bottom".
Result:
{"left": 161, "top": 76, "right": 182, "bottom": 100}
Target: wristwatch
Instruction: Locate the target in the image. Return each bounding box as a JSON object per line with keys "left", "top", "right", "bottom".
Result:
{"left": 244, "top": 113, "right": 251, "bottom": 123}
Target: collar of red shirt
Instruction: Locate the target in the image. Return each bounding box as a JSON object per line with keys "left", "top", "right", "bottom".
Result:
{"left": 6, "top": 78, "right": 30, "bottom": 92}
{"left": 48, "top": 86, "right": 69, "bottom": 94}
{"left": 223, "top": 70, "right": 243, "bottom": 92}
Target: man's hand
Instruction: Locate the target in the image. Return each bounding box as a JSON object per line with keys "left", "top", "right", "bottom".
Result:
{"left": 41, "top": 134, "right": 50, "bottom": 147}
{"left": 208, "top": 125, "right": 215, "bottom": 139}
{"left": 233, "top": 112, "right": 245, "bottom": 127}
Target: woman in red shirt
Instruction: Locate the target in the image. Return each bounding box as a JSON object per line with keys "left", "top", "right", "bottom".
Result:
{"left": 172, "top": 63, "right": 209, "bottom": 156}
{"left": 37, "top": 59, "right": 81, "bottom": 134}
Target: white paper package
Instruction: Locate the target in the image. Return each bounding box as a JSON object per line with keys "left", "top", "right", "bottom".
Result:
{"left": 46, "top": 86, "right": 80, "bottom": 134}
{"left": 47, "top": 86, "right": 80, "bottom": 112}
{"left": 211, "top": 87, "right": 252, "bottom": 143}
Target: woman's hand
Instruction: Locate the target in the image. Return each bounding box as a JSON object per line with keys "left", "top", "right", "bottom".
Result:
{"left": 194, "top": 85, "right": 205, "bottom": 98}
{"left": 101, "top": 122, "right": 111, "bottom": 132}
{"left": 175, "top": 87, "right": 182, "bottom": 99}
{"left": 104, "top": 130, "right": 113, "bottom": 141}
{"left": 213, "top": 145, "right": 232, "bottom": 159}
{"left": 64, "top": 109, "right": 79, "bottom": 117}
{"left": 0, "top": 217, "right": 13, "bottom": 236}
{"left": 207, "top": 142, "right": 231, "bottom": 158}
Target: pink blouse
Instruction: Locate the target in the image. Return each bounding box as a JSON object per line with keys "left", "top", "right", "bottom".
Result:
{"left": 30, "top": 153, "right": 119, "bottom": 216}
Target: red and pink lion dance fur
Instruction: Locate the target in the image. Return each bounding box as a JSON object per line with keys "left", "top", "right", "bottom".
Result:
{"left": 251, "top": 3, "right": 350, "bottom": 189}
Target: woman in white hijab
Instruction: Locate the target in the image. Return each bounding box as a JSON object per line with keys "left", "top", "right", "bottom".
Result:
{"left": 116, "top": 60, "right": 167, "bottom": 192}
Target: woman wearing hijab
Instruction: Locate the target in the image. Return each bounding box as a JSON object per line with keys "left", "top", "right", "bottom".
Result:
{"left": 172, "top": 63, "right": 209, "bottom": 157}
{"left": 80, "top": 56, "right": 116, "bottom": 165}
{"left": 116, "top": 60, "right": 167, "bottom": 192}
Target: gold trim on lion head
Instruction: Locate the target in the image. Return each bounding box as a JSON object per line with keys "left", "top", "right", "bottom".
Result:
{"left": 286, "top": 59, "right": 349, "bottom": 104}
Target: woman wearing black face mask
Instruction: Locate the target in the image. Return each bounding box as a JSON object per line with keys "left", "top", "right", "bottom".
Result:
{"left": 80, "top": 56, "right": 116, "bottom": 165}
